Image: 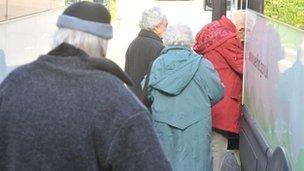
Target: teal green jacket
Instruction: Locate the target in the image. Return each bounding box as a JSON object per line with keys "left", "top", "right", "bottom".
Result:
{"left": 148, "top": 46, "right": 224, "bottom": 130}
{"left": 147, "top": 46, "right": 224, "bottom": 170}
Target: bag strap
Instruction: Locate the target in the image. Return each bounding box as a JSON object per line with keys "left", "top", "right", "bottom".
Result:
{"left": 142, "top": 62, "right": 153, "bottom": 109}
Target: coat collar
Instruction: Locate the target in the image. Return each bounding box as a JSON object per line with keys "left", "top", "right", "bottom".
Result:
{"left": 138, "top": 29, "right": 162, "bottom": 42}
{"left": 48, "top": 42, "right": 88, "bottom": 57}
{"left": 160, "top": 46, "right": 193, "bottom": 54}
{"left": 47, "top": 43, "right": 133, "bottom": 85}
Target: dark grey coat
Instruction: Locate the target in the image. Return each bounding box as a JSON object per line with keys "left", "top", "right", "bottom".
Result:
{"left": 0, "top": 43, "right": 172, "bottom": 171}
{"left": 125, "top": 29, "right": 164, "bottom": 101}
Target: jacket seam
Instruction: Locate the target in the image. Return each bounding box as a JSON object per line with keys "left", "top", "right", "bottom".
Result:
{"left": 105, "top": 110, "right": 148, "bottom": 162}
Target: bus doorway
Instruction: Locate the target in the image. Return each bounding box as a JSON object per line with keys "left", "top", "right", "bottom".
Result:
{"left": 205, "top": 0, "right": 300, "bottom": 170}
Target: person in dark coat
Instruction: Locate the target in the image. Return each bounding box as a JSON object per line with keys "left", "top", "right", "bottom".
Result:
{"left": 125, "top": 7, "right": 168, "bottom": 101}
{"left": 0, "top": 2, "right": 172, "bottom": 171}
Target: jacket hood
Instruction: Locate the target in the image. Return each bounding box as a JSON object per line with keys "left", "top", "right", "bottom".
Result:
{"left": 149, "top": 46, "right": 201, "bottom": 96}
{"left": 219, "top": 15, "right": 237, "bottom": 33}
{"left": 193, "top": 17, "right": 237, "bottom": 54}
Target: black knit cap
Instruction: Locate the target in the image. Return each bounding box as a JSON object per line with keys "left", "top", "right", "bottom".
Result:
{"left": 63, "top": 1, "right": 111, "bottom": 24}
{"left": 57, "top": 1, "right": 113, "bottom": 39}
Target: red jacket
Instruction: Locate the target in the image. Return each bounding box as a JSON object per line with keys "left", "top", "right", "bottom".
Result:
{"left": 193, "top": 16, "right": 244, "bottom": 133}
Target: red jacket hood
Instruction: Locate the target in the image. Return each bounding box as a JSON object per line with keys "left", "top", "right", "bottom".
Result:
{"left": 193, "top": 16, "right": 237, "bottom": 54}
{"left": 219, "top": 15, "right": 237, "bottom": 33}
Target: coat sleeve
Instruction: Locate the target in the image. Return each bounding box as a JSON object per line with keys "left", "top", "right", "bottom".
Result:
{"left": 106, "top": 112, "right": 172, "bottom": 171}
{"left": 199, "top": 58, "right": 225, "bottom": 106}
{"left": 144, "top": 43, "right": 164, "bottom": 71}
{"left": 217, "top": 37, "right": 244, "bottom": 75}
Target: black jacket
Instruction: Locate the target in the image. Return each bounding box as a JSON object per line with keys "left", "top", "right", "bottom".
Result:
{"left": 125, "top": 29, "right": 164, "bottom": 101}
{"left": 0, "top": 43, "right": 172, "bottom": 171}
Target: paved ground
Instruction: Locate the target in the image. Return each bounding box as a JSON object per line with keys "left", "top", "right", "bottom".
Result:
{"left": 0, "top": 9, "right": 62, "bottom": 67}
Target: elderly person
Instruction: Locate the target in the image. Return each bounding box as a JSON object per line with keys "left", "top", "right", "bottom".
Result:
{"left": 146, "top": 24, "right": 224, "bottom": 171}
{"left": 0, "top": 2, "right": 172, "bottom": 171}
{"left": 193, "top": 15, "right": 244, "bottom": 171}
{"left": 231, "top": 10, "right": 246, "bottom": 44}
{"left": 125, "top": 7, "right": 167, "bottom": 103}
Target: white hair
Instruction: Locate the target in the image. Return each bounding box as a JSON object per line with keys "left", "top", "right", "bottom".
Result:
{"left": 139, "top": 7, "right": 166, "bottom": 31}
{"left": 232, "top": 10, "right": 246, "bottom": 30}
{"left": 52, "top": 28, "right": 108, "bottom": 58}
{"left": 163, "top": 24, "right": 194, "bottom": 47}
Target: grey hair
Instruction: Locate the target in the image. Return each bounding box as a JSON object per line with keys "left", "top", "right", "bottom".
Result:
{"left": 139, "top": 7, "right": 166, "bottom": 31}
{"left": 232, "top": 10, "right": 246, "bottom": 30}
{"left": 52, "top": 28, "right": 108, "bottom": 58}
{"left": 163, "top": 24, "right": 194, "bottom": 47}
